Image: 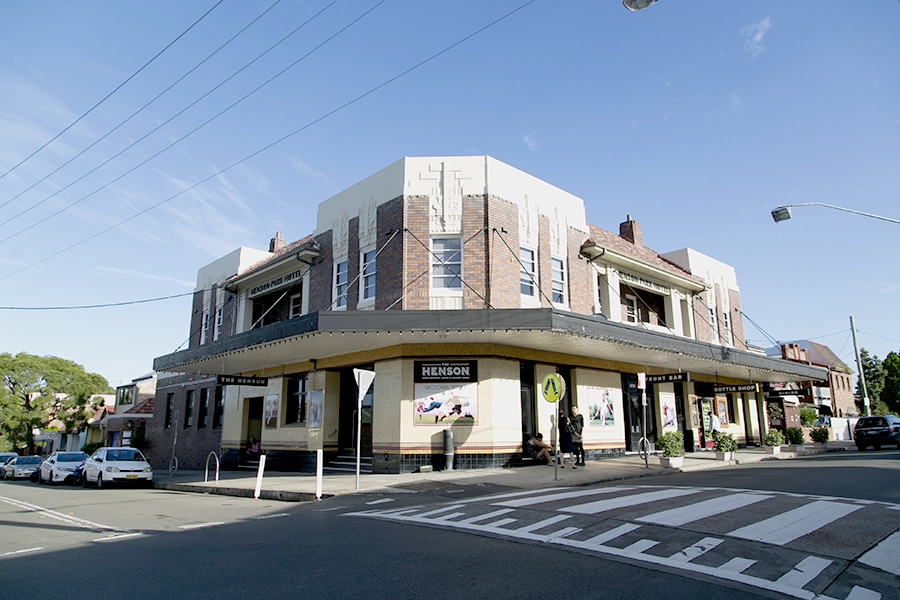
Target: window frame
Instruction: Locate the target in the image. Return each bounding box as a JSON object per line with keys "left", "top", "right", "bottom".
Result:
{"left": 212, "top": 386, "right": 224, "bottom": 428}
{"left": 551, "top": 256, "right": 567, "bottom": 306}
{"left": 431, "top": 237, "right": 462, "bottom": 291}
{"left": 360, "top": 248, "right": 376, "bottom": 304}
{"left": 289, "top": 292, "right": 303, "bottom": 319}
{"left": 184, "top": 390, "right": 194, "bottom": 429}
{"left": 333, "top": 260, "right": 349, "bottom": 309}
{"left": 284, "top": 374, "right": 309, "bottom": 425}
{"left": 519, "top": 246, "right": 537, "bottom": 298}
{"left": 198, "top": 387, "right": 209, "bottom": 428}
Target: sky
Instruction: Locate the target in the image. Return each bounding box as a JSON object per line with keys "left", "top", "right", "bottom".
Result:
{"left": 1, "top": 0, "right": 898, "bottom": 388}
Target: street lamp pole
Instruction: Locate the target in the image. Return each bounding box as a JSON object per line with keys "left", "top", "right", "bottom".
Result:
{"left": 771, "top": 203, "right": 900, "bottom": 225}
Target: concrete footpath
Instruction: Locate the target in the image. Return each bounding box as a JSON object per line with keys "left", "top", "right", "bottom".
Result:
{"left": 154, "top": 443, "right": 852, "bottom": 503}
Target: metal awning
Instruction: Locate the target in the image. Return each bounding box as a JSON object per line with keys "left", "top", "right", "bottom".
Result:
{"left": 154, "top": 308, "right": 827, "bottom": 384}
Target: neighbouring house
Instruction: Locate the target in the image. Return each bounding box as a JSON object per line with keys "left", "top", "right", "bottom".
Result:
{"left": 151, "top": 156, "right": 826, "bottom": 473}
{"left": 97, "top": 373, "right": 157, "bottom": 448}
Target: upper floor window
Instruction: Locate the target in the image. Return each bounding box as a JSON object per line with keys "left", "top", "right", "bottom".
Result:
{"left": 201, "top": 311, "right": 210, "bottom": 344}
{"left": 214, "top": 307, "right": 223, "bottom": 341}
{"left": 117, "top": 385, "right": 134, "bottom": 406}
{"left": 164, "top": 393, "right": 174, "bottom": 429}
{"left": 625, "top": 295, "right": 638, "bottom": 323}
{"left": 722, "top": 311, "right": 733, "bottom": 346}
{"left": 551, "top": 257, "right": 567, "bottom": 305}
{"left": 333, "top": 260, "right": 349, "bottom": 309}
{"left": 290, "top": 293, "right": 303, "bottom": 319}
{"left": 432, "top": 238, "right": 462, "bottom": 289}
{"left": 361, "top": 249, "right": 376, "bottom": 302}
{"left": 520, "top": 247, "right": 537, "bottom": 297}
{"left": 708, "top": 307, "right": 719, "bottom": 343}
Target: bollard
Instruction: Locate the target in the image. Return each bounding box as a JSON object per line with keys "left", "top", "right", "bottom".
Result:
{"left": 443, "top": 428, "right": 454, "bottom": 471}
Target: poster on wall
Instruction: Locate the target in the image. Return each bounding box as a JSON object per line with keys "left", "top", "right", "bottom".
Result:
{"left": 586, "top": 388, "right": 615, "bottom": 426}
{"left": 308, "top": 389, "right": 323, "bottom": 429}
{"left": 413, "top": 360, "right": 478, "bottom": 426}
{"left": 264, "top": 394, "right": 279, "bottom": 428}
{"left": 689, "top": 395, "right": 699, "bottom": 427}
{"left": 660, "top": 391, "right": 677, "bottom": 431}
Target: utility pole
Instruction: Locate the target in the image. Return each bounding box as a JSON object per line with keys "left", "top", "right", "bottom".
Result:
{"left": 850, "top": 316, "right": 870, "bottom": 417}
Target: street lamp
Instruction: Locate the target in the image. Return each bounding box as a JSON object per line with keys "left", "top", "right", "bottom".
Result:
{"left": 771, "top": 202, "right": 900, "bottom": 225}
{"left": 623, "top": 0, "right": 658, "bottom": 11}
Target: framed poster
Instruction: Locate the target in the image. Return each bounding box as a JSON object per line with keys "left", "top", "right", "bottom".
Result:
{"left": 587, "top": 388, "right": 615, "bottom": 426}
{"left": 660, "top": 391, "right": 677, "bottom": 431}
{"left": 264, "top": 394, "right": 279, "bottom": 428}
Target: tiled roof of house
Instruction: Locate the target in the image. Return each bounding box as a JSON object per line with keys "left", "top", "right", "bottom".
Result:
{"left": 125, "top": 398, "right": 154, "bottom": 415}
{"left": 585, "top": 224, "right": 703, "bottom": 284}
{"left": 807, "top": 340, "right": 852, "bottom": 373}
{"left": 228, "top": 235, "right": 318, "bottom": 282}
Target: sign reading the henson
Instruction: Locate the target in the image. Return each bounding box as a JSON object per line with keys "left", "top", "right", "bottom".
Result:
{"left": 217, "top": 375, "right": 269, "bottom": 386}
{"left": 414, "top": 361, "right": 477, "bottom": 383}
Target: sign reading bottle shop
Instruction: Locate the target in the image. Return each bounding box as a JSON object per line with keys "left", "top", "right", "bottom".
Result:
{"left": 216, "top": 375, "right": 269, "bottom": 386}
{"left": 414, "top": 360, "right": 478, "bottom": 383}
{"left": 714, "top": 384, "right": 760, "bottom": 393}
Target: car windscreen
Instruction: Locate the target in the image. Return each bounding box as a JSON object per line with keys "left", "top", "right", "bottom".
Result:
{"left": 58, "top": 453, "right": 86, "bottom": 462}
{"left": 107, "top": 450, "right": 143, "bottom": 461}
{"left": 856, "top": 417, "right": 886, "bottom": 428}
{"left": 19, "top": 456, "right": 41, "bottom": 464}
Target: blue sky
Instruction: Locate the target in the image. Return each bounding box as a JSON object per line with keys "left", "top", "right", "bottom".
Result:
{"left": 1, "top": 0, "right": 898, "bottom": 387}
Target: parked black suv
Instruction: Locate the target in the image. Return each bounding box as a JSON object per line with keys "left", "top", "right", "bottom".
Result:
{"left": 854, "top": 414, "right": 900, "bottom": 451}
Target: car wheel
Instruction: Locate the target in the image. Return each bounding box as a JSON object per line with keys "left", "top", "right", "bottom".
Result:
{"left": 47, "top": 473, "right": 56, "bottom": 486}
{"left": 856, "top": 444, "right": 865, "bottom": 451}
{"left": 82, "top": 473, "right": 90, "bottom": 488}
{"left": 96, "top": 474, "right": 104, "bottom": 489}
{"left": 873, "top": 444, "right": 881, "bottom": 451}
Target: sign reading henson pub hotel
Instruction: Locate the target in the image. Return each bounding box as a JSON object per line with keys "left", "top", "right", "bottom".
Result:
{"left": 413, "top": 361, "right": 478, "bottom": 426}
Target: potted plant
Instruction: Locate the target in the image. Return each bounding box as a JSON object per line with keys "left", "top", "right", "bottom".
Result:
{"left": 785, "top": 426, "right": 806, "bottom": 452}
{"left": 656, "top": 430, "right": 685, "bottom": 468}
{"left": 713, "top": 432, "right": 737, "bottom": 460}
{"left": 761, "top": 428, "right": 785, "bottom": 455}
{"left": 809, "top": 426, "right": 830, "bottom": 446}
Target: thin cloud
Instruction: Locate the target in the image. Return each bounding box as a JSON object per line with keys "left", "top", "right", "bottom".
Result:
{"left": 92, "top": 266, "right": 195, "bottom": 288}
{"left": 742, "top": 17, "right": 772, "bottom": 58}
{"left": 286, "top": 155, "right": 329, "bottom": 184}
{"left": 729, "top": 92, "right": 743, "bottom": 113}
{"left": 522, "top": 134, "right": 540, "bottom": 151}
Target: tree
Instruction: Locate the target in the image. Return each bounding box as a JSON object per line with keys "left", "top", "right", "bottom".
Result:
{"left": 857, "top": 349, "right": 885, "bottom": 415}
{"left": 0, "top": 353, "right": 111, "bottom": 454}
{"left": 881, "top": 351, "right": 900, "bottom": 415}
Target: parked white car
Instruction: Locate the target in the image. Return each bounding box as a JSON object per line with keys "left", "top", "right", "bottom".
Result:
{"left": 38, "top": 451, "right": 87, "bottom": 485}
{"left": 2, "top": 455, "right": 42, "bottom": 480}
{"left": 83, "top": 447, "right": 153, "bottom": 488}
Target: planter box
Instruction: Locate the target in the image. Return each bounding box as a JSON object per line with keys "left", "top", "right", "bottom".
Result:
{"left": 788, "top": 444, "right": 806, "bottom": 453}
{"left": 715, "top": 451, "right": 734, "bottom": 461}
{"left": 763, "top": 445, "right": 781, "bottom": 455}
{"left": 658, "top": 456, "right": 684, "bottom": 469}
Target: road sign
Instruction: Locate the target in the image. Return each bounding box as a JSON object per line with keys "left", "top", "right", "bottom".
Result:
{"left": 542, "top": 373, "right": 566, "bottom": 403}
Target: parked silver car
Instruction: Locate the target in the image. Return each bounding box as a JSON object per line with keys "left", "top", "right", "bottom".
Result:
{"left": 2, "top": 456, "right": 43, "bottom": 480}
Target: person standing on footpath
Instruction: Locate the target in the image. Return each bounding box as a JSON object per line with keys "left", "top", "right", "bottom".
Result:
{"left": 570, "top": 406, "right": 585, "bottom": 466}
{"left": 558, "top": 409, "right": 575, "bottom": 468}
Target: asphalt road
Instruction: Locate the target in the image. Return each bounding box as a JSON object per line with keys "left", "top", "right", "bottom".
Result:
{"left": 0, "top": 450, "right": 897, "bottom": 600}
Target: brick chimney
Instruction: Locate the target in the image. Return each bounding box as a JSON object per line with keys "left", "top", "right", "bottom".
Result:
{"left": 619, "top": 215, "right": 642, "bottom": 246}
{"left": 269, "top": 231, "right": 287, "bottom": 253}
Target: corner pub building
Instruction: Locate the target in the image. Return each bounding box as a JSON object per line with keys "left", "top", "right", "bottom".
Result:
{"left": 151, "top": 156, "right": 824, "bottom": 474}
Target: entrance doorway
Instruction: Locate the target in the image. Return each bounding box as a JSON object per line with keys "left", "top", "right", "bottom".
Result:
{"left": 520, "top": 361, "right": 536, "bottom": 446}
{"left": 338, "top": 368, "right": 374, "bottom": 456}
{"left": 622, "top": 374, "right": 657, "bottom": 452}
{"left": 243, "top": 397, "right": 263, "bottom": 459}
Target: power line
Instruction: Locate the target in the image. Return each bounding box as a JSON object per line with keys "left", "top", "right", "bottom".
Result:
{"left": 0, "top": 292, "right": 193, "bottom": 310}
{"left": 0, "top": 0, "right": 284, "bottom": 217}
{"left": 0, "top": 0, "right": 537, "bottom": 282}
{"left": 0, "top": 0, "right": 225, "bottom": 183}
{"left": 0, "top": 0, "right": 344, "bottom": 239}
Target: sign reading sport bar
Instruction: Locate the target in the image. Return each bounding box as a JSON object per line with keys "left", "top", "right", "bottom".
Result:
{"left": 414, "top": 360, "right": 478, "bottom": 383}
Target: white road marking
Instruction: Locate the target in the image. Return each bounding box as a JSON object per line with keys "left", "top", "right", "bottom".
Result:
{"left": 561, "top": 488, "right": 701, "bottom": 515}
{"left": 493, "top": 486, "right": 636, "bottom": 508}
{"left": 581, "top": 524, "right": 641, "bottom": 548}
{"left": 857, "top": 530, "right": 900, "bottom": 576}
{"left": 624, "top": 538, "right": 658, "bottom": 553}
{"left": 669, "top": 537, "right": 723, "bottom": 562}
{"left": 776, "top": 555, "right": 832, "bottom": 588}
{"left": 94, "top": 533, "right": 144, "bottom": 543}
{"left": 454, "top": 487, "right": 572, "bottom": 504}
{"left": 516, "top": 515, "right": 572, "bottom": 533}
{"left": 845, "top": 585, "right": 882, "bottom": 600}
{"left": 365, "top": 498, "right": 395, "bottom": 505}
{"left": 460, "top": 509, "right": 514, "bottom": 524}
{"left": 179, "top": 521, "right": 225, "bottom": 530}
{"left": 728, "top": 501, "right": 862, "bottom": 545}
{"left": 0, "top": 495, "right": 120, "bottom": 532}
{"left": 415, "top": 505, "right": 465, "bottom": 518}
{"left": 718, "top": 557, "right": 757, "bottom": 573}
{"left": 1, "top": 547, "right": 43, "bottom": 558}
{"left": 637, "top": 493, "right": 773, "bottom": 526}
{"left": 252, "top": 513, "right": 290, "bottom": 520}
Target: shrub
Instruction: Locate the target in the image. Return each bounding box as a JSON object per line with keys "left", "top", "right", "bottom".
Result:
{"left": 809, "top": 426, "right": 830, "bottom": 444}
{"left": 81, "top": 441, "right": 103, "bottom": 455}
{"left": 785, "top": 427, "right": 805, "bottom": 445}
{"left": 656, "top": 431, "right": 685, "bottom": 457}
{"left": 713, "top": 431, "right": 737, "bottom": 452}
{"left": 799, "top": 406, "right": 818, "bottom": 427}
{"left": 762, "top": 429, "right": 785, "bottom": 447}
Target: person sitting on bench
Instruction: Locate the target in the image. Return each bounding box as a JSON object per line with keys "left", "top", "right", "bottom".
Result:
{"left": 527, "top": 433, "right": 554, "bottom": 464}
